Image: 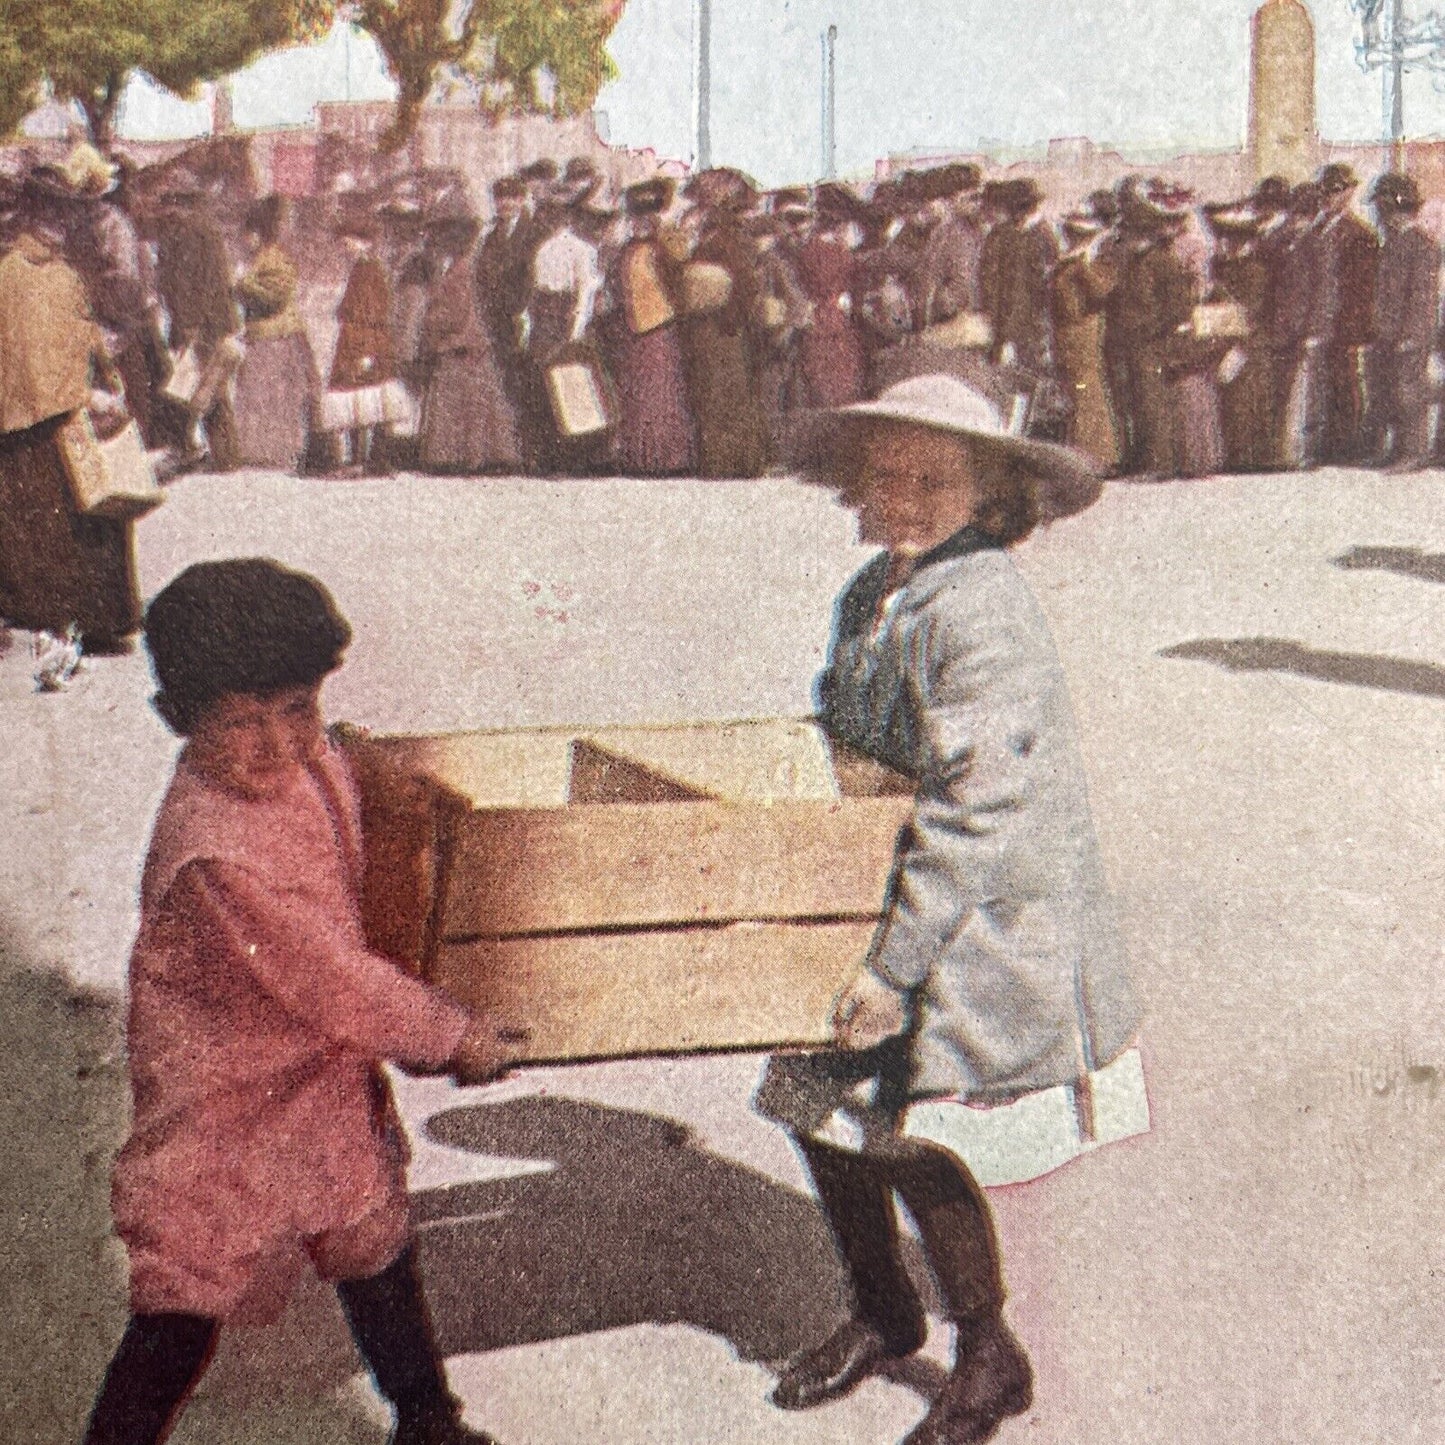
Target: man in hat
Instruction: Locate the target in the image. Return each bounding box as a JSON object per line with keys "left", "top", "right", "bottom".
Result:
{"left": 915, "top": 163, "right": 986, "bottom": 334}
{"left": 1364, "top": 172, "right": 1439, "bottom": 471}
{"left": 474, "top": 175, "right": 542, "bottom": 468}
{"left": 1050, "top": 210, "right": 1121, "bottom": 471}
{"left": 1315, "top": 163, "right": 1380, "bottom": 465}
{"left": 152, "top": 170, "right": 242, "bottom": 471}
{"left": 1101, "top": 188, "right": 1183, "bottom": 477}
{"left": 979, "top": 178, "right": 1057, "bottom": 377}
{"left": 1260, "top": 181, "right": 1333, "bottom": 468}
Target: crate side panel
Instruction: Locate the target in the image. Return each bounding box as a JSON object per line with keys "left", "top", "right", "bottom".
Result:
{"left": 440, "top": 798, "right": 912, "bottom": 936}
{"left": 429, "top": 920, "right": 876, "bottom": 1061}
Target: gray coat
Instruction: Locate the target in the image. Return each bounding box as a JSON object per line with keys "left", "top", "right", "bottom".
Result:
{"left": 818, "top": 528, "right": 1141, "bottom": 1102}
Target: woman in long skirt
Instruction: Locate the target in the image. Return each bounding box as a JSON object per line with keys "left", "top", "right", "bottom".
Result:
{"left": 760, "top": 374, "right": 1145, "bottom": 1445}
{"left": 232, "top": 196, "right": 319, "bottom": 472}
{"left": 417, "top": 210, "right": 522, "bottom": 474}
{"left": 0, "top": 188, "right": 140, "bottom": 652}
{"left": 604, "top": 180, "right": 696, "bottom": 477}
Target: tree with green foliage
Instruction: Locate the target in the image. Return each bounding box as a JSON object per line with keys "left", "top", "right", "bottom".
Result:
{"left": 0, "top": 22, "right": 44, "bottom": 138}
{"left": 0, "top": 0, "right": 335, "bottom": 145}
{"left": 468, "top": 0, "right": 624, "bottom": 117}
{"left": 357, "top": 0, "right": 625, "bottom": 150}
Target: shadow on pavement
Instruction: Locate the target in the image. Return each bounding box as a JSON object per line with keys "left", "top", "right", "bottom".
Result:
{"left": 415, "top": 1095, "right": 858, "bottom": 1366}
{"left": 0, "top": 944, "right": 129, "bottom": 1445}
{"left": 1333, "top": 544, "right": 1445, "bottom": 585}
{"left": 1161, "top": 637, "right": 1445, "bottom": 699}
{"left": 1, "top": 968, "right": 940, "bottom": 1438}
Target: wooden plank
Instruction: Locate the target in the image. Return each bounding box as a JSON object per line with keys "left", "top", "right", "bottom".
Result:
{"left": 440, "top": 796, "right": 913, "bottom": 939}
{"left": 361, "top": 718, "right": 911, "bottom": 807}
{"left": 343, "top": 737, "right": 468, "bottom": 973}
{"left": 590, "top": 719, "right": 844, "bottom": 802}
{"left": 428, "top": 920, "right": 876, "bottom": 1062}
{"left": 363, "top": 731, "right": 574, "bottom": 808}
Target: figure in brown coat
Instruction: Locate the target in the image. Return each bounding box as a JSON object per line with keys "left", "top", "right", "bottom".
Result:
{"left": 979, "top": 178, "right": 1058, "bottom": 376}
{"left": 153, "top": 172, "right": 242, "bottom": 471}
{"left": 1365, "top": 172, "right": 1440, "bottom": 470}
{"left": 1315, "top": 164, "right": 1380, "bottom": 465}
{"left": 322, "top": 205, "right": 402, "bottom": 475}
{"left": 1049, "top": 214, "right": 1121, "bottom": 471}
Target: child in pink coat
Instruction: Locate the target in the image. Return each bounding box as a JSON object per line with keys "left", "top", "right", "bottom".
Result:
{"left": 82, "top": 559, "right": 514, "bottom": 1445}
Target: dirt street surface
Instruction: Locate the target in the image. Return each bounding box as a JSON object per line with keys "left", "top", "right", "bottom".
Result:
{"left": 2, "top": 466, "right": 1442, "bottom": 1443}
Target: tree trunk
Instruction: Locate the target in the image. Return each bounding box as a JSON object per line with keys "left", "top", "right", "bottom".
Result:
{"left": 379, "top": 84, "right": 426, "bottom": 153}
{"left": 82, "top": 76, "right": 122, "bottom": 149}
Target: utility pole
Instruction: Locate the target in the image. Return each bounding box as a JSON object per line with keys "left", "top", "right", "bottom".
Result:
{"left": 1391, "top": 0, "right": 1407, "bottom": 164}
{"left": 820, "top": 24, "right": 838, "bottom": 180}
{"left": 694, "top": 0, "right": 712, "bottom": 170}
{"left": 1351, "top": 0, "right": 1445, "bottom": 171}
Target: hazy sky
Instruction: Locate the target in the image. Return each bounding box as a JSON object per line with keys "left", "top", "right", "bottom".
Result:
{"left": 114, "top": 1, "right": 1445, "bottom": 186}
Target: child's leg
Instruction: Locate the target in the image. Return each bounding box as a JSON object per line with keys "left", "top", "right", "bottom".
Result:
{"left": 335, "top": 1244, "right": 451, "bottom": 1420}
{"left": 334, "top": 1244, "right": 499, "bottom": 1444}
{"left": 81, "top": 1312, "right": 218, "bottom": 1445}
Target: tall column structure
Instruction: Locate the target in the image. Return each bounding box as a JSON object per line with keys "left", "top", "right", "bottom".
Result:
{"left": 1249, "top": 0, "right": 1318, "bottom": 183}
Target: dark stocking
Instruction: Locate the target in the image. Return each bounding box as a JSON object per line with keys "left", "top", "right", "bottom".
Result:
{"left": 891, "top": 1141, "right": 1006, "bottom": 1329}
{"left": 335, "top": 1244, "right": 453, "bottom": 1421}
{"left": 799, "top": 1137, "right": 926, "bottom": 1350}
{"left": 81, "top": 1312, "right": 218, "bottom": 1445}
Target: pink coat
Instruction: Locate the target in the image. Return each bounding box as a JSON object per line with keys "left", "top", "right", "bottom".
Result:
{"left": 112, "top": 743, "right": 469, "bottom": 1323}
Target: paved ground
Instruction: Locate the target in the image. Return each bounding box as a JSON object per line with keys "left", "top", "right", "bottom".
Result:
{"left": 3, "top": 464, "right": 1444, "bottom": 1443}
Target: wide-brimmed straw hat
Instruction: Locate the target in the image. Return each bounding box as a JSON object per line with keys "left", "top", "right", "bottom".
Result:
{"left": 796, "top": 373, "right": 1103, "bottom": 521}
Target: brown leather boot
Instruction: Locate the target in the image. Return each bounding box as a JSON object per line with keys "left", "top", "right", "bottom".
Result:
{"left": 771, "top": 1140, "right": 927, "bottom": 1410}
{"left": 900, "top": 1314, "right": 1032, "bottom": 1444}
{"left": 892, "top": 1143, "right": 1032, "bottom": 1443}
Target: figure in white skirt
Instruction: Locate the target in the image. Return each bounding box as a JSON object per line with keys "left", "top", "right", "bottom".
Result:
{"left": 758, "top": 374, "right": 1147, "bottom": 1445}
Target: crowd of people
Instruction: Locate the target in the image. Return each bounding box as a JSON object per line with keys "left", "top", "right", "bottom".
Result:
{"left": 1, "top": 140, "right": 1443, "bottom": 654}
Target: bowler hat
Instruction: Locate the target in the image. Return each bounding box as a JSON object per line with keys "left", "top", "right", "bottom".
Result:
{"left": 1250, "top": 175, "right": 1292, "bottom": 212}
{"left": 624, "top": 177, "right": 674, "bottom": 215}
{"left": 795, "top": 373, "right": 1103, "bottom": 521}
{"left": 1317, "top": 163, "right": 1359, "bottom": 196}
{"left": 1370, "top": 170, "right": 1423, "bottom": 214}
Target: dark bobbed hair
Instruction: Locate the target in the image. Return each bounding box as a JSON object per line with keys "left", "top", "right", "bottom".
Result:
{"left": 144, "top": 559, "right": 352, "bottom": 735}
{"left": 799, "top": 417, "right": 1042, "bottom": 547}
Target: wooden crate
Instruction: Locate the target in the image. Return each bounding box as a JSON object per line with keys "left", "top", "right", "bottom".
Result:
{"left": 345, "top": 719, "right": 914, "bottom": 1063}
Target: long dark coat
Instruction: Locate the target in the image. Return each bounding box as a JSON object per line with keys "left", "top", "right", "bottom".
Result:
{"left": 418, "top": 252, "right": 522, "bottom": 473}
{"left": 681, "top": 220, "right": 769, "bottom": 478}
